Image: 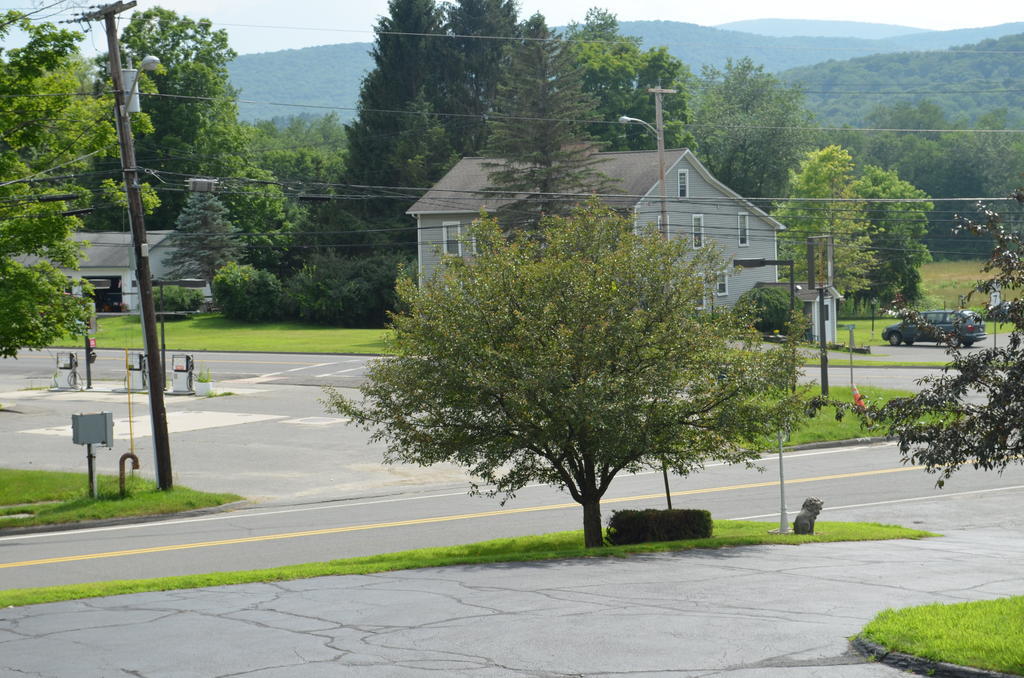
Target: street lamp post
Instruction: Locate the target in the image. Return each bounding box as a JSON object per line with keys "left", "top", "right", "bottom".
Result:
{"left": 619, "top": 87, "right": 676, "bottom": 237}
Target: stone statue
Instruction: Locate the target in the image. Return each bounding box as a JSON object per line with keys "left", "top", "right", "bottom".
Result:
{"left": 793, "top": 497, "right": 824, "bottom": 535}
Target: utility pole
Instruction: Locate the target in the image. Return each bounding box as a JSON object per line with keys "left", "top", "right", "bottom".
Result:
{"left": 649, "top": 87, "right": 676, "bottom": 237}
{"left": 84, "top": 1, "right": 174, "bottom": 489}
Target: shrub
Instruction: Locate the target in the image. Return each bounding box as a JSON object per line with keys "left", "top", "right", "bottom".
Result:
{"left": 605, "top": 508, "right": 713, "bottom": 545}
{"left": 284, "top": 252, "right": 410, "bottom": 327}
{"left": 212, "top": 261, "right": 283, "bottom": 322}
{"left": 156, "top": 285, "right": 204, "bottom": 313}
{"left": 737, "top": 286, "right": 790, "bottom": 333}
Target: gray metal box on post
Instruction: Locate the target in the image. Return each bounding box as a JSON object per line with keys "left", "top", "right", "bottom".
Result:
{"left": 72, "top": 412, "right": 114, "bottom": 447}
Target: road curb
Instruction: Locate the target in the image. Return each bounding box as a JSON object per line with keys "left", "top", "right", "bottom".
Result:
{"left": 851, "top": 636, "right": 1019, "bottom": 678}
{"left": 787, "top": 436, "right": 893, "bottom": 452}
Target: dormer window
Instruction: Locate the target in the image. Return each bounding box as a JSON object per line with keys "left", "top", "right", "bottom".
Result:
{"left": 678, "top": 169, "right": 689, "bottom": 198}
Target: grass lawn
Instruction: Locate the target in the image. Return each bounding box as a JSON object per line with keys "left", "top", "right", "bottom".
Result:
{"left": 57, "top": 313, "right": 391, "bottom": 354}
{"left": 861, "top": 596, "right": 1024, "bottom": 676}
{"left": 0, "top": 469, "right": 241, "bottom": 530}
{"left": 0, "top": 520, "right": 934, "bottom": 608}
{"left": 785, "top": 385, "right": 909, "bottom": 446}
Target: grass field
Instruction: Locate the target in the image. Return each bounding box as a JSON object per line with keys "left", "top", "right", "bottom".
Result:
{"left": 861, "top": 596, "right": 1024, "bottom": 676}
{"left": 60, "top": 313, "right": 391, "bottom": 354}
{"left": 0, "top": 520, "right": 934, "bottom": 608}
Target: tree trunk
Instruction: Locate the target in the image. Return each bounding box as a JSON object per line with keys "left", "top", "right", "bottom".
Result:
{"left": 582, "top": 498, "right": 604, "bottom": 548}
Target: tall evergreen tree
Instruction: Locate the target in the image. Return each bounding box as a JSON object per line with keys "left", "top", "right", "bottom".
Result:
{"left": 439, "top": 0, "right": 519, "bottom": 156}
{"left": 484, "top": 14, "right": 613, "bottom": 227}
{"left": 344, "top": 0, "right": 453, "bottom": 220}
{"left": 162, "top": 193, "right": 242, "bottom": 281}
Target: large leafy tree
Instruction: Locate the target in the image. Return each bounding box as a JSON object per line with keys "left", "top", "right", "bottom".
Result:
{"left": 855, "top": 191, "right": 1024, "bottom": 485}
{"left": 0, "top": 12, "right": 114, "bottom": 357}
{"left": 851, "top": 166, "right": 933, "bottom": 305}
{"left": 325, "top": 201, "right": 803, "bottom": 548}
{"left": 691, "top": 57, "right": 814, "bottom": 199}
{"left": 108, "top": 8, "right": 286, "bottom": 241}
{"left": 775, "top": 146, "right": 877, "bottom": 296}
{"left": 484, "top": 14, "right": 613, "bottom": 227}
{"left": 565, "top": 9, "right": 693, "bottom": 152}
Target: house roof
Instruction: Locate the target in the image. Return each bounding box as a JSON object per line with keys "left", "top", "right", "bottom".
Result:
{"left": 17, "top": 230, "right": 174, "bottom": 269}
{"left": 406, "top": 148, "right": 785, "bottom": 231}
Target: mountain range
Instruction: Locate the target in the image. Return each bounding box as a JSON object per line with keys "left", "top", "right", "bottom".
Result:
{"left": 226, "top": 19, "right": 1024, "bottom": 125}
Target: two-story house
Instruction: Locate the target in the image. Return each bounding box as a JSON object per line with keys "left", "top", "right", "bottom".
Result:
{"left": 408, "top": 148, "right": 841, "bottom": 339}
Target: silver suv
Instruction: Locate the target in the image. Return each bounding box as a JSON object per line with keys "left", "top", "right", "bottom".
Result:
{"left": 881, "top": 310, "right": 986, "bottom": 347}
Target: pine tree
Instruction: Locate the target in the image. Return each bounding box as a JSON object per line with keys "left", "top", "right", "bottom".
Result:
{"left": 163, "top": 193, "right": 242, "bottom": 281}
{"left": 484, "top": 14, "right": 613, "bottom": 228}
{"left": 440, "top": 0, "right": 519, "bottom": 156}
{"left": 344, "top": 0, "right": 450, "bottom": 219}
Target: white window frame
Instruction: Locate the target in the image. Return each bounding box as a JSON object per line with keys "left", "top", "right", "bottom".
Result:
{"left": 659, "top": 213, "right": 672, "bottom": 239}
{"left": 677, "top": 169, "right": 689, "bottom": 198}
{"left": 692, "top": 214, "right": 704, "bottom": 249}
{"left": 738, "top": 212, "right": 749, "bottom": 247}
{"left": 716, "top": 272, "right": 729, "bottom": 296}
{"left": 442, "top": 221, "right": 462, "bottom": 256}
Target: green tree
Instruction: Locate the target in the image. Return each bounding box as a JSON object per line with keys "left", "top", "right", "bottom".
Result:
{"left": 851, "top": 166, "right": 933, "bottom": 305}
{"left": 856, "top": 192, "right": 1024, "bottom": 487}
{"left": 325, "top": 201, "right": 803, "bottom": 548}
{"left": 112, "top": 8, "right": 286, "bottom": 239}
{"left": 484, "top": 13, "right": 613, "bottom": 227}
{"left": 439, "top": 0, "right": 519, "bottom": 156}
{"left": 565, "top": 9, "right": 693, "bottom": 152}
{"left": 0, "top": 12, "right": 114, "bottom": 356}
{"left": 775, "top": 146, "right": 877, "bottom": 296}
{"left": 162, "top": 193, "right": 242, "bottom": 281}
{"left": 211, "top": 261, "right": 282, "bottom": 322}
{"left": 344, "top": 0, "right": 451, "bottom": 220}
{"left": 691, "top": 57, "right": 814, "bottom": 199}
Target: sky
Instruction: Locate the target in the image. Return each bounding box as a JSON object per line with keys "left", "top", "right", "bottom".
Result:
{"left": 1, "top": 0, "right": 1018, "bottom": 55}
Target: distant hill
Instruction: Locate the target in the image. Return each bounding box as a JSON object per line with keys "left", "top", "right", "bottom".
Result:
{"left": 716, "top": 18, "right": 928, "bottom": 40}
{"left": 779, "top": 32, "right": 1024, "bottom": 126}
{"left": 226, "top": 20, "right": 1024, "bottom": 124}
{"left": 228, "top": 43, "right": 372, "bottom": 124}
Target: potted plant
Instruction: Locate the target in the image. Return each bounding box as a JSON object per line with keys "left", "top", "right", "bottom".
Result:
{"left": 194, "top": 367, "right": 213, "bottom": 396}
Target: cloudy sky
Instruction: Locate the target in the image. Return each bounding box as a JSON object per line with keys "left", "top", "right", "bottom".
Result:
{"left": 2, "top": 0, "right": 1017, "bottom": 54}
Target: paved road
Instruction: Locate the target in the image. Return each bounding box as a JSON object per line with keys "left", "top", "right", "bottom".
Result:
{"left": 4, "top": 442, "right": 1024, "bottom": 590}
{"left": 2, "top": 489, "right": 1022, "bottom": 677}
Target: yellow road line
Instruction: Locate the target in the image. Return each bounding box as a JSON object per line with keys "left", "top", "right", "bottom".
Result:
{"left": 0, "top": 464, "right": 922, "bottom": 570}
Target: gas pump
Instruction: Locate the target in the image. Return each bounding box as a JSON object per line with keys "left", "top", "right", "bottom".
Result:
{"left": 53, "top": 352, "right": 80, "bottom": 390}
{"left": 125, "top": 352, "right": 148, "bottom": 392}
{"left": 169, "top": 354, "right": 194, "bottom": 394}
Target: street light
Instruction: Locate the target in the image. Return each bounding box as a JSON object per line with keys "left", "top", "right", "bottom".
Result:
{"left": 619, "top": 87, "right": 676, "bottom": 237}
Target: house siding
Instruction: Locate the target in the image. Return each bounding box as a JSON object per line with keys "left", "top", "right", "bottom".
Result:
{"left": 417, "top": 213, "right": 475, "bottom": 282}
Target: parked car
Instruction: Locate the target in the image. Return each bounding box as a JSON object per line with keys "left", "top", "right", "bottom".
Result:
{"left": 881, "top": 310, "right": 987, "bottom": 347}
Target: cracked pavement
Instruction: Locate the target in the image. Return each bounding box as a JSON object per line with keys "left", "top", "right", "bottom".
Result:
{"left": 2, "top": 518, "right": 1022, "bottom": 677}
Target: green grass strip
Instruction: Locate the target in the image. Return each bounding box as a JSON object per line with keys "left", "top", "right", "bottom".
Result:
{"left": 0, "top": 470, "right": 241, "bottom": 529}
{"left": 0, "top": 521, "right": 934, "bottom": 608}
{"left": 861, "top": 596, "right": 1024, "bottom": 675}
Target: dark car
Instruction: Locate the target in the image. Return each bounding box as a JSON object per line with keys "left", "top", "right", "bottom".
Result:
{"left": 881, "top": 310, "right": 987, "bottom": 347}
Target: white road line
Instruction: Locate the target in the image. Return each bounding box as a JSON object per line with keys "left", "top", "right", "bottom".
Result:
{"left": 286, "top": 362, "right": 337, "bottom": 373}
{"left": 331, "top": 367, "right": 364, "bottom": 375}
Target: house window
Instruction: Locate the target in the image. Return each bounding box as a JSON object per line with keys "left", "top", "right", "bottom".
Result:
{"left": 678, "top": 169, "right": 689, "bottom": 198}
{"left": 692, "top": 214, "right": 704, "bottom": 249}
{"left": 716, "top": 272, "right": 728, "bottom": 296}
{"left": 442, "top": 222, "right": 462, "bottom": 256}
{"left": 738, "top": 213, "right": 749, "bottom": 247}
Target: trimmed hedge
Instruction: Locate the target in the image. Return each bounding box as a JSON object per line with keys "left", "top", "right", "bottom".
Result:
{"left": 605, "top": 508, "right": 713, "bottom": 546}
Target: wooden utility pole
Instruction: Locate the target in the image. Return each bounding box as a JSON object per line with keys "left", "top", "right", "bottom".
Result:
{"left": 648, "top": 87, "right": 677, "bottom": 237}
{"left": 84, "top": 1, "right": 174, "bottom": 489}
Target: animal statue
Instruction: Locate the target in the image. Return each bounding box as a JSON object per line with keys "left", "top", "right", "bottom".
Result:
{"left": 793, "top": 497, "right": 824, "bottom": 535}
